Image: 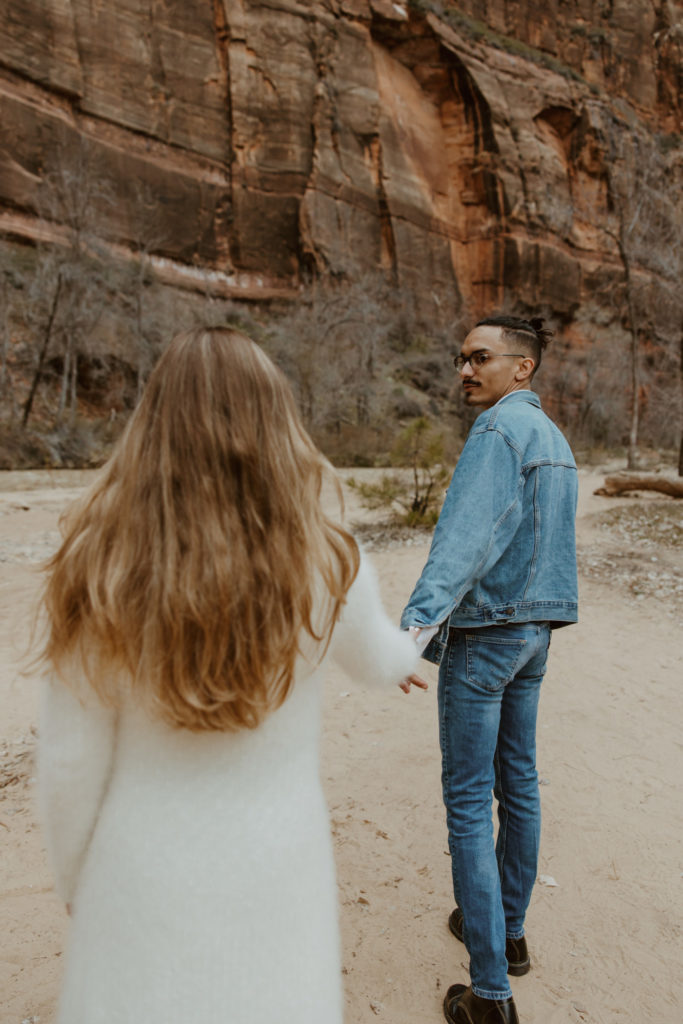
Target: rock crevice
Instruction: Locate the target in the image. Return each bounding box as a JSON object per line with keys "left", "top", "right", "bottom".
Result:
{"left": 0, "top": 0, "right": 680, "bottom": 326}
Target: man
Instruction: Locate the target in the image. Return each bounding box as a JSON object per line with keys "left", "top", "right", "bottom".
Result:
{"left": 401, "top": 316, "right": 578, "bottom": 1024}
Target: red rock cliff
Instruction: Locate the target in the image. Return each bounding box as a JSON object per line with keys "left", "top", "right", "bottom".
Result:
{"left": 1, "top": 0, "right": 681, "bottom": 332}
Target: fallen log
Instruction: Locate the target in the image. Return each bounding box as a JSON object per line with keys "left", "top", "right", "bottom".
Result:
{"left": 594, "top": 473, "right": 683, "bottom": 498}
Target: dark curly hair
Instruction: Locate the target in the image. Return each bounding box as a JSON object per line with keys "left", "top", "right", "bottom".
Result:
{"left": 475, "top": 316, "right": 554, "bottom": 376}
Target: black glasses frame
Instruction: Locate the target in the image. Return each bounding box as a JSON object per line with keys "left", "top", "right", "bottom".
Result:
{"left": 453, "top": 350, "right": 527, "bottom": 372}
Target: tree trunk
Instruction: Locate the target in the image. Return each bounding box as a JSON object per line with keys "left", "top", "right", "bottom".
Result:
{"left": 679, "top": 329, "right": 683, "bottom": 477}
{"left": 57, "top": 332, "right": 72, "bottom": 424}
{"left": 0, "top": 280, "right": 8, "bottom": 399}
{"left": 618, "top": 240, "right": 641, "bottom": 470}
{"left": 22, "top": 273, "right": 62, "bottom": 428}
{"left": 69, "top": 350, "right": 78, "bottom": 420}
{"left": 627, "top": 325, "right": 640, "bottom": 470}
{"left": 595, "top": 473, "right": 683, "bottom": 498}
{"left": 136, "top": 259, "right": 145, "bottom": 403}
{"left": 0, "top": 323, "right": 7, "bottom": 400}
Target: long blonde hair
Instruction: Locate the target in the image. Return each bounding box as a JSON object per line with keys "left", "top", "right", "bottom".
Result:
{"left": 42, "top": 327, "right": 359, "bottom": 731}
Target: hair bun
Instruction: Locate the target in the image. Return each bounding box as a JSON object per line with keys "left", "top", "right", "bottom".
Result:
{"left": 528, "top": 317, "right": 554, "bottom": 349}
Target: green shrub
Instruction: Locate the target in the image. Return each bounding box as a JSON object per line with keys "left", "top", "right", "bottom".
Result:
{"left": 348, "top": 417, "right": 450, "bottom": 528}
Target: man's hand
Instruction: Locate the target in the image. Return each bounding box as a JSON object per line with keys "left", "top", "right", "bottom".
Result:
{"left": 398, "top": 673, "right": 429, "bottom": 694}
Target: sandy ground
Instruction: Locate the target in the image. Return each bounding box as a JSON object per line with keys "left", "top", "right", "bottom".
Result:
{"left": 1, "top": 466, "right": 682, "bottom": 1024}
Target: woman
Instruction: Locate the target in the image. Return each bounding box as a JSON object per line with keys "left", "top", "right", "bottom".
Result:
{"left": 38, "top": 327, "right": 423, "bottom": 1024}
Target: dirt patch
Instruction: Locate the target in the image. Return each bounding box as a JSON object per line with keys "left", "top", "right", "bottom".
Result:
{"left": 2, "top": 466, "right": 683, "bottom": 1024}
{"left": 594, "top": 501, "right": 683, "bottom": 549}
{"left": 351, "top": 522, "right": 433, "bottom": 551}
{"left": 0, "top": 730, "right": 37, "bottom": 798}
{"left": 579, "top": 500, "right": 683, "bottom": 616}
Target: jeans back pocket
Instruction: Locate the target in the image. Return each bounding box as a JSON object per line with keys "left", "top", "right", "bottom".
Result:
{"left": 465, "top": 633, "right": 528, "bottom": 693}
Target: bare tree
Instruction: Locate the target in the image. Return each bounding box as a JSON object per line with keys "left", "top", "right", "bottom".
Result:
{"left": 679, "top": 312, "right": 683, "bottom": 476}
{"left": 348, "top": 417, "right": 450, "bottom": 527}
{"left": 117, "top": 181, "right": 172, "bottom": 401}
{"left": 21, "top": 266, "right": 64, "bottom": 427}
{"left": 20, "top": 141, "right": 114, "bottom": 428}
{"left": 266, "top": 273, "right": 407, "bottom": 433}
{"left": 0, "top": 275, "right": 11, "bottom": 407}
{"left": 599, "top": 121, "right": 681, "bottom": 468}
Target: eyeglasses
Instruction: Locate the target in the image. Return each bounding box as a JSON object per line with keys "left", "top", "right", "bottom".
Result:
{"left": 453, "top": 350, "right": 527, "bottom": 372}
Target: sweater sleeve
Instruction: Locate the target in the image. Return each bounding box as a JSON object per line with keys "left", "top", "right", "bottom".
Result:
{"left": 37, "top": 672, "right": 118, "bottom": 905}
{"left": 329, "top": 552, "right": 419, "bottom": 687}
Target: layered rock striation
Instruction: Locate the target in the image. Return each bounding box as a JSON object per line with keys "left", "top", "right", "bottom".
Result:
{"left": 1, "top": 1, "right": 681, "bottom": 345}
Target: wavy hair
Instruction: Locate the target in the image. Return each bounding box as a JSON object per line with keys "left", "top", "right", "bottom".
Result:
{"left": 41, "top": 327, "right": 359, "bottom": 731}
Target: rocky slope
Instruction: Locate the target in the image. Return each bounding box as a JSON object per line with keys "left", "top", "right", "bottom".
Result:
{"left": 1, "top": 0, "right": 682, "bottom": 443}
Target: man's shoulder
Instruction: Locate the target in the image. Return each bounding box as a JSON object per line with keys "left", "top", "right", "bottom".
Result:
{"left": 472, "top": 393, "right": 541, "bottom": 438}
{"left": 483, "top": 393, "right": 564, "bottom": 432}
{"left": 471, "top": 393, "right": 574, "bottom": 462}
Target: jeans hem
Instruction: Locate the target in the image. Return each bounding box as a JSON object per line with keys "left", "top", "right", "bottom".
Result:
{"left": 471, "top": 985, "right": 513, "bottom": 1001}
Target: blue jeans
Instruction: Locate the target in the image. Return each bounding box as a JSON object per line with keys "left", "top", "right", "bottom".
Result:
{"left": 438, "top": 622, "right": 551, "bottom": 1000}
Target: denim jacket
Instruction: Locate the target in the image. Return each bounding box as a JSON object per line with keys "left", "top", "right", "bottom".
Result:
{"left": 400, "top": 391, "right": 578, "bottom": 665}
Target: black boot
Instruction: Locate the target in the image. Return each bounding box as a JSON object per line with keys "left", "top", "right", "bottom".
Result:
{"left": 443, "top": 984, "right": 519, "bottom": 1024}
{"left": 448, "top": 908, "right": 531, "bottom": 977}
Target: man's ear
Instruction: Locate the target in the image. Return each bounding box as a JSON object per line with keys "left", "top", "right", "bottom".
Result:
{"left": 515, "top": 357, "right": 536, "bottom": 382}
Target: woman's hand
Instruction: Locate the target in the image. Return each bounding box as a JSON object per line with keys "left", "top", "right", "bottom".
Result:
{"left": 398, "top": 626, "right": 431, "bottom": 692}
{"left": 398, "top": 673, "right": 428, "bottom": 694}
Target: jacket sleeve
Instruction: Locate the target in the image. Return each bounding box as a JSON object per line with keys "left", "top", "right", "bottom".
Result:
{"left": 38, "top": 673, "right": 118, "bottom": 905}
{"left": 330, "top": 552, "right": 419, "bottom": 687}
{"left": 400, "top": 428, "right": 524, "bottom": 629}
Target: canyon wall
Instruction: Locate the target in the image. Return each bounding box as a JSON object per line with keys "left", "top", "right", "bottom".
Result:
{"left": 1, "top": 0, "right": 682, "bottom": 440}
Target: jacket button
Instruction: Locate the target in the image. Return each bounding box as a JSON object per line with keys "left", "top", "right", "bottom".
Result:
{"left": 506, "top": 608, "right": 515, "bottom": 615}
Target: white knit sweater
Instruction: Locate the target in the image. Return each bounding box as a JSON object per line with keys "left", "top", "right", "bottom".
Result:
{"left": 39, "top": 554, "right": 418, "bottom": 1024}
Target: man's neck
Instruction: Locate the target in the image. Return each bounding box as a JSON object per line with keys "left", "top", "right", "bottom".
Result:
{"left": 497, "top": 386, "right": 532, "bottom": 405}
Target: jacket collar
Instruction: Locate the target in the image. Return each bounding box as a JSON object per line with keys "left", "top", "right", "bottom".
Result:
{"left": 495, "top": 390, "right": 541, "bottom": 408}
